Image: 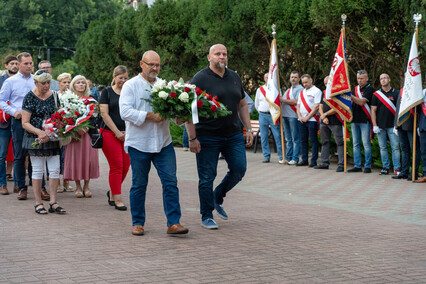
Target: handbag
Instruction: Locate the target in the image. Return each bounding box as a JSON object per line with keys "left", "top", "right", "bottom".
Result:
{"left": 90, "top": 122, "right": 104, "bottom": 149}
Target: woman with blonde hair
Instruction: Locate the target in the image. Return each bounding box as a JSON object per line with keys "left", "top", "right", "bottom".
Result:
{"left": 99, "top": 65, "right": 130, "bottom": 210}
{"left": 63, "top": 75, "right": 99, "bottom": 198}
{"left": 56, "top": 72, "right": 73, "bottom": 193}
{"left": 21, "top": 70, "right": 65, "bottom": 214}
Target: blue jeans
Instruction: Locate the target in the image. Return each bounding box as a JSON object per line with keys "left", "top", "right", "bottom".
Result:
{"left": 0, "top": 125, "right": 12, "bottom": 187}
{"left": 377, "top": 127, "right": 401, "bottom": 170}
{"left": 283, "top": 116, "right": 300, "bottom": 162}
{"left": 196, "top": 133, "right": 246, "bottom": 220}
{"left": 299, "top": 121, "right": 319, "bottom": 164}
{"left": 11, "top": 118, "right": 27, "bottom": 190}
{"left": 399, "top": 129, "right": 420, "bottom": 176}
{"left": 351, "top": 122, "right": 372, "bottom": 168}
{"left": 128, "top": 143, "right": 182, "bottom": 227}
{"left": 182, "top": 125, "right": 189, "bottom": 148}
{"left": 259, "top": 112, "right": 282, "bottom": 160}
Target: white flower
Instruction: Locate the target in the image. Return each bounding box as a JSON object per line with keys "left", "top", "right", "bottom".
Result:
{"left": 178, "top": 92, "right": 189, "bottom": 103}
{"left": 158, "top": 91, "right": 168, "bottom": 100}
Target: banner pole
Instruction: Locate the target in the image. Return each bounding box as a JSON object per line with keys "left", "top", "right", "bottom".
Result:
{"left": 344, "top": 120, "right": 347, "bottom": 172}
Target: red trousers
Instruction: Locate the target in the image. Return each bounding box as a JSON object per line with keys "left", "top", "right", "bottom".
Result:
{"left": 101, "top": 129, "right": 130, "bottom": 195}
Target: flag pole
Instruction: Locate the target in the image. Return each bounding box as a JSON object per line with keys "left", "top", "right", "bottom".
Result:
{"left": 412, "top": 13, "right": 422, "bottom": 182}
{"left": 272, "top": 24, "right": 286, "bottom": 161}
{"left": 341, "top": 14, "right": 348, "bottom": 172}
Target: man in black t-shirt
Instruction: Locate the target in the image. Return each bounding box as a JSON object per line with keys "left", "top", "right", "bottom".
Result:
{"left": 348, "top": 70, "right": 374, "bottom": 173}
{"left": 371, "top": 74, "right": 401, "bottom": 175}
{"left": 185, "top": 44, "right": 253, "bottom": 230}
{"left": 314, "top": 76, "right": 344, "bottom": 172}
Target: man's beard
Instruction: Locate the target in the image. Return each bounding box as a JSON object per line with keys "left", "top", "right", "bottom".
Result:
{"left": 212, "top": 61, "right": 226, "bottom": 69}
{"left": 8, "top": 69, "right": 18, "bottom": 75}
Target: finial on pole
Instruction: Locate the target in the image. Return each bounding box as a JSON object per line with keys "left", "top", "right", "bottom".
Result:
{"left": 413, "top": 13, "right": 422, "bottom": 27}
{"left": 341, "top": 14, "right": 347, "bottom": 28}
{"left": 272, "top": 24, "right": 276, "bottom": 39}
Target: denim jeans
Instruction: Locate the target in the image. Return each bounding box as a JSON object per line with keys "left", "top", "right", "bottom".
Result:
{"left": 182, "top": 125, "right": 189, "bottom": 148}
{"left": 283, "top": 116, "right": 300, "bottom": 162}
{"left": 351, "top": 122, "right": 372, "bottom": 168}
{"left": 377, "top": 127, "right": 401, "bottom": 170}
{"left": 128, "top": 143, "right": 182, "bottom": 227}
{"left": 299, "top": 121, "right": 319, "bottom": 164}
{"left": 398, "top": 129, "right": 420, "bottom": 175}
{"left": 196, "top": 133, "right": 246, "bottom": 220}
{"left": 420, "top": 131, "right": 426, "bottom": 176}
{"left": 0, "top": 125, "right": 12, "bottom": 187}
{"left": 259, "top": 112, "right": 282, "bottom": 160}
{"left": 11, "top": 118, "right": 27, "bottom": 190}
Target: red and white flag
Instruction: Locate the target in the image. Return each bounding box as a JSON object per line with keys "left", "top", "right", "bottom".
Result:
{"left": 397, "top": 31, "right": 423, "bottom": 125}
{"left": 265, "top": 38, "right": 282, "bottom": 125}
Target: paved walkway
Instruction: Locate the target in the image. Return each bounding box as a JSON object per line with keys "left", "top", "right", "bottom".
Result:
{"left": 0, "top": 147, "right": 425, "bottom": 283}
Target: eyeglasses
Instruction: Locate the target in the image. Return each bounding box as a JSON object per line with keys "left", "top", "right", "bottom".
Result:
{"left": 35, "top": 69, "right": 48, "bottom": 76}
{"left": 142, "top": 60, "right": 161, "bottom": 69}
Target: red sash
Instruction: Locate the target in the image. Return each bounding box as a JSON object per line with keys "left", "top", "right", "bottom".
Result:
{"left": 0, "top": 102, "right": 11, "bottom": 123}
{"left": 355, "top": 86, "right": 372, "bottom": 120}
{"left": 373, "top": 90, "right": 396, "bottom": 115}
{"left": 422, "top": 102, "right": 426, "bottom": 117}
{"left": 300, "top": 90, "right": 319, "bottom": 123}
{"left": 285, "top": 88, "right": 297, "bottom": 113}
{"left": 259, "top": 86, "right": 266, "bottom": 98}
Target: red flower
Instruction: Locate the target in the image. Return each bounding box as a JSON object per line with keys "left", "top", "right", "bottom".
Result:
{"left": 211, "top": 105, "right": 217, "bottom": 112}
{"left": 206, "top": 94, "right": 213, "bottom": 101}
{"left": 59, "top": 111, "right": 66, "bottom": 116}
{"left": 83, "top": 100, "right": 90, "bottom": 105}
{"left": 197, "top": 100, "right": 203, "bottom": 108}
{"left": 184, "top": 87, "right": 191, "bottom": 92}
{"left": 170, "top": 92, "right": 177, "bottom": 98}
{"left": 213, "top": 96, "right": 219, "bottom": 101}
{"left": 74, "top": 111, "right": 80, "bottom": 116}
{"left": 196, "top": 87, "right": 203, "bottom": 95}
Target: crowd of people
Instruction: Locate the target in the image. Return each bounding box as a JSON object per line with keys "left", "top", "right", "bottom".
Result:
{"left": 0, "top": 44, "right": 424, "bottom": 236}
{"left": 254, "top": 69, "right": 426, "bottom": 182}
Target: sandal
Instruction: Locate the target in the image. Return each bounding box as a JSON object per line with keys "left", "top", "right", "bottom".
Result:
{"left": 64, "top": 185, "right": 74, "bottom": 192}
{"left": 48, "top": 202, "right": 66, "bottom": 214}
{"left": 75, "top": 191, "right": 84, "bottom": 198}
{"left": 34, "top": 203, "right": 48, "bottom": 215}
{"left": 84, "top": 190, "right": 92, "bottom": 198}
{"left": 6, "top": 174, "right": 13, "bottom": 182}
{"left": 57, "top": 186, "right": 64, "bottom": 193}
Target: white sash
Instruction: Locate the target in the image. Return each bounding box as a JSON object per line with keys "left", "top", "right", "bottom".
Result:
{"left": 374, "top": 90, "right": 396, "bottom": 114}
{"left": 355, "top": 85, "right": 371, "bottom": 117}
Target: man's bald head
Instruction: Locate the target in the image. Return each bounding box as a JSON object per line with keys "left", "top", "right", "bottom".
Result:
{"left": 208, "top": 44, "right": 227, "bottom": 72}
{"left": 140, "top": 50, "right": 161, "bottom": 83}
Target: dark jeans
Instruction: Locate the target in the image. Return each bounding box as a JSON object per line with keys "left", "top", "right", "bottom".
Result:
{"left": 11, "top": 118, "right": 27, "bottom": 190}
{"left": 419, "top": 131, "right": 426, "bottom": 176}
{"left": 182, "top": 125, "right": 189, "bottom": 148}
{"left": 399, "top": 129, "right": 420, "bottom": 176}
{"left": 299, "top": 121, "right": 319, "bottom": 164}
{"left": 196, "top": 133, "right": 246, "bottom": 220}
{"left": 128, "top": 144, "right": 182, "bottom": 227}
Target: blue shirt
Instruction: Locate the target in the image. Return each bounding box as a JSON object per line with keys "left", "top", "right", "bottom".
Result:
{"left": 90, "top": 86, "right": 100, "bottom": 101}
{"left": 0, "top": 72, "right": 35, "bottom": 115}
{"left": 50, "top": 78, "right": 60, "bottom": 91}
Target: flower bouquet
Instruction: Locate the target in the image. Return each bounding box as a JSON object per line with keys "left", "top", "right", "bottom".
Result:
{"left": 32, "top": 90, "right": 99, "bottom": 149}
{"left": 147, "top": 78, "right": 232, "bottom": 122}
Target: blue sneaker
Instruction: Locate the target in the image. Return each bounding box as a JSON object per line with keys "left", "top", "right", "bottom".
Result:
{"left": 201, "top": 218, "right": 218, "bottom": 229}
{"left": 214, "top": 203, "right": 228, "bottom": 220}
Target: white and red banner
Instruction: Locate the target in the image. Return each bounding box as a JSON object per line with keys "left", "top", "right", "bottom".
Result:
{"left": 397, "top": 32, "right": 423, "bottom": 126}
{"left": 265, "top": 38, "right": 282, "bottom": 125}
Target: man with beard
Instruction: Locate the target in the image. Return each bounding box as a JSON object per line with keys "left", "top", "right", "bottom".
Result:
{"left": 185, "top": 44, "right": 253, "bottom": 229}
{"left": 0, "top": 55, "right": 19, "bottom": 88}
{"left": 119, "top": 50, "right": 189, "bottom": 236}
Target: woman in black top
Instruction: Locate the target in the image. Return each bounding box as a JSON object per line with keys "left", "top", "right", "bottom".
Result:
{"left": 99, "top": 65, "right": 130, "bottom": 211}
{"left": 21, "top": 70, "right": 65, "bottom": 214}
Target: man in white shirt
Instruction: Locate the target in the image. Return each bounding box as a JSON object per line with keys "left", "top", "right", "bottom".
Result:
{"left": 296, "top": 74, "right": 321, "bottom": 167}
{"left": 119, "top": 50, "right": 188, "bottom": 236}
{"left": 254, "top": 73, "right": 283, "bottom": 163}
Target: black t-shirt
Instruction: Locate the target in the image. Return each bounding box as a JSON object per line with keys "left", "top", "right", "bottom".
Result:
{"left": 351, "top": 84, "right": 374, "bottom": 123}
{"left": 371, "top": 88, "right": 399, "bottom": 129}
{"left": 320, "top": 91, "right": 341, "bottom": 125}
{"left": 99, "top": 86, "right": 126, "bottom": 131}
{"left": 190, "top": 67, "right": 245, "bottom": 137}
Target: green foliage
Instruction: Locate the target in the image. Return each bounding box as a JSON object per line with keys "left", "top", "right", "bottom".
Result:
{"left": 52, "top": 59, "right": 81, "bottom": 79}
{"left": 169, "top": 121, "right": 184, "bottom": 146}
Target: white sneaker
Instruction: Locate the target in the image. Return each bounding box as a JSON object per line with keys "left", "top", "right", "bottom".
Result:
{"left": 278, "top": 160, "right": 284, "bottom": 164}
{"left": 287, "top": 160, "right": 297, "bottom": 165}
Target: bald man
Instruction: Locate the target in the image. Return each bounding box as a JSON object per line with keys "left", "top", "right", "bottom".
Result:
{"left": 120, "top": 50, "right": 188, "bottom": 236}
{"left": 371, "top": 73, "right": 400, "bottom": 175}
{"left": 185, "top": 44, "right": 253, "bottom": 230}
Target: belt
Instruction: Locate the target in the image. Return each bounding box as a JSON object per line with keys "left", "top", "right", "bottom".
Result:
{"left": 259, "top": 111, "right": 270, "bottom": 114}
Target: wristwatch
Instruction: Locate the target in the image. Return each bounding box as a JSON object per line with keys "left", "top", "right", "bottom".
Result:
{"left": 246, "top": 129, "right": 253, "bottom": 133}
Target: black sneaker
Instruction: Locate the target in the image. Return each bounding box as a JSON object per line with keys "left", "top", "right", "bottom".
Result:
{"left": 296, "top": 161, "right": 308, "bottom": 166}
{"left": 309, "top": 163, "right": 317, "bottom": 168}
{"left": 363, "top": 168, "right": 371, "bottom": 173}
{"left": 380, "top": 168, "right": 389, "bottom": 175}
{"left": 336, "top": 166, "right": 344, "bottom": 172}
{"left": 348, "top": 167, "right": 362, "bottom": 173}
{"left": 392, "top": 174, "right": 408, "bottom": 179}
{"left": 314, "top": 164, "right": 329, "bottom": 169}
